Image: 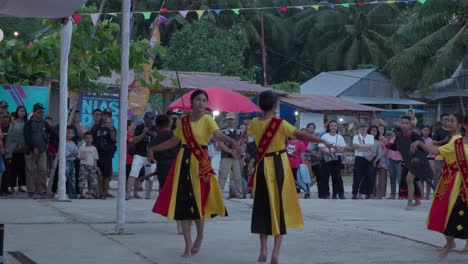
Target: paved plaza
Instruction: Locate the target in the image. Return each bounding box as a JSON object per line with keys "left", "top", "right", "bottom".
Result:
{"left": 1, "top": 185, "right": 468, "bottom": 264}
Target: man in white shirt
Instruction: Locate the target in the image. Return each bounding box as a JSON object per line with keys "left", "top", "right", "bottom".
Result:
{"left": 352, "top": 123, "right": 375, "bottom": 199}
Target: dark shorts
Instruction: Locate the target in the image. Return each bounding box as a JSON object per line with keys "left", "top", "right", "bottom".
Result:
{"left": 98, "top": 153, "right": 113, "bottom": 179}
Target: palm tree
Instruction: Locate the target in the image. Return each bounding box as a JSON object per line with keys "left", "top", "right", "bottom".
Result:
{"left": 385, "top": 0, "right": 468, "bottom": 91}
{"left": 292, "top": 0, "right": 405, "bottom": 73}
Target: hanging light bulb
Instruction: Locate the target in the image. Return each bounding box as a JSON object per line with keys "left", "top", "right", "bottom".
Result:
{"left": 0, "top": 29, "right": 4, "bottom": 42}
{"left": 13, "top": 31, "right": 19, "bottom": 37}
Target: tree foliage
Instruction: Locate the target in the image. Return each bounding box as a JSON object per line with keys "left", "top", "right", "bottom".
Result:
{"left": 164, "top": 18, "right": 257, "bottom": 80}
{"left": 0, "top": 5, "right": 163, "bottom": 90}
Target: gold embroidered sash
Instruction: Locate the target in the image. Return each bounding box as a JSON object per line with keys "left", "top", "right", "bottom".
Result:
{"left": 454, "top": 137, "right": 468, "bottom": 205}
{"left": 181, "top": 115, "right": 214, "bottom": 183}
{"left": 248, "top": 117, "right": 283, "bottom": 187}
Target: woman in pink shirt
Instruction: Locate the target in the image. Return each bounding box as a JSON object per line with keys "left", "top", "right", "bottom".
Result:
{"left": 421, "top": 125, "right": 435, "bottom": 200}
{"left": 287, "top": 136, "right": 306, "bottom": 193}
{"left": 386, "top": 130, "right": 403, "bottom": 199}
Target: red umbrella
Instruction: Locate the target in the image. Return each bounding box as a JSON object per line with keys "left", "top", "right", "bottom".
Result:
{"left": 168, "top": 87, "right": 261, "bottom": 113}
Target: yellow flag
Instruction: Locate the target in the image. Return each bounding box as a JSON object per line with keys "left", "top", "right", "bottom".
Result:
{"left": 311, "top": 5, "right": 320, "bottom": 11}
{"left": 196, "top": 10, "right": 205, "bottom": 18}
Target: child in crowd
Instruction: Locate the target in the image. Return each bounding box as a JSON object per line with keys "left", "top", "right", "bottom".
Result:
{"left": 65, "top": 126, "right": 79, "bottom": 198}
{"left": 78, "top": 132, "right": 99, "bottom": 198}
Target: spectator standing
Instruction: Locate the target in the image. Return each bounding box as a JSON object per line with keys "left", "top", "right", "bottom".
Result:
{"left": 91, "top": 108, "right": 116, "bottom": 199}
{"left": 150, "top": 114, "right": 178, "bottom": 190}
{"left": 127, "top": 111, "right": 157, "bottom": 200}
{"left": 367, "top": 125, "right": 382, "bottom": 199}
{"left": 318, "top": 120, "right": 347, "bottom": 199}
{"left": 65, "top": 126, "right": 79, "bottom": 198}
{"left": 421, "top": 125, "right": 435, "bottom": 200}
{"left": 0, "top": 129, "right": 5, "bottom": 195}
{"left": 5, "top": 106, "right": 28, "bottom": 193}
{"left": 286, "top": 136, "right": 306, "bottom": 193}
{"left": 23, "top": 103, "right": 51, "bottom": 198}
{"left": 386, "top": 130, "right": 402, "bottom": 199}
{"left": 304, "top": 123, "right": 321, "bottom": 194}
{"left": 217, "top": 112, "right": 244, "bottom": 199}
{"left": 68, "top": 108, "right": 84, "bottom": 195}
{"left": 375, "top": 125, "right": 389, "bottom": 199}
{"left": 431, "top": 114, "right": 452, "bottom": 188}
{"left": 0, "top": 111, "right": 10, "bottom": 194}
{"left": 351, "top": 123, "right": 375, "bottom": 199}
{"left": 78, "top": 132, "right": 99, "bottom": 198}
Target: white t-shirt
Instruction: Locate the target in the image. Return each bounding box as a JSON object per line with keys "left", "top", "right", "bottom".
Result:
{"left": 79, "top": 145, "right": 99, "bottom": 166}
{"left": 352, "top": 133, "right": 375, "bottom": 157}
{"left": 318, "top": 133, "right": 347, "bottom": 155}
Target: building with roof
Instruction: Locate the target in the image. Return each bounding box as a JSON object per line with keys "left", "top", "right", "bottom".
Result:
{"left": 412, "top": 57, "right": 468, "bottom": 123}
{"left": 300, "top": 69, "right": 425, "bottom": 109}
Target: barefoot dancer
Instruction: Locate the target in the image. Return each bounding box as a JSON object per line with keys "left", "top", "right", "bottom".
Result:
{"left": 245, "top": 91, "right": 332, "bottom": 264}
{"left": 411, "top": 113, "right": 467, "bottom": 256}
{"left": 148, "top": 89, "right": 240, "bottom": 257}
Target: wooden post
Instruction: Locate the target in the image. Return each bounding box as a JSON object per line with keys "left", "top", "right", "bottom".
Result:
{"left": 260, "top": 14, "right": 267, "bottom": 87}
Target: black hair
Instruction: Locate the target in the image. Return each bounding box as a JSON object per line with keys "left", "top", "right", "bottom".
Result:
{"left": 378, "top": 124, "right": 386, "bottom": 136}
{"left": 190, "top": 89, "right": 209, "bottom": 102}
{"left": 401, "top": 115, "right": 412, "bottom": 122}
{"left": 45, "top": 116, "right": 52, "bottom": 121}
{"left": 440, "top": 113, "right": 449, "bottom": 120}
{"left": 155, "top": 114, "right": 170, "bottom": 129}
{"left": 450, "top": 113, "right": 463, "bottom": 124}
{"left": 462, "top": 115, "right": 468, "bottom": 136}
{"left": 66, "top": 125, "right": 74, "bottom": 131}
{"left": 127, "top": 119, "right": 133, "bottom": 128}
{"left": 306, "top": 122, "right": 316, "bottom": 129}
{"left": 326, "top": 120, "right": 338, "bottom": 133}
{"left": 367, "top": 125, "right": 380, "bottom": 140}
{"left": 84, "top": 131, "right": 93, "bottom": 138}
{"left": 13, "top": 105, "right": 28, "bottom": 121}
{"left": 422, "top": 125, "right": 432, "bottom": 138}
{"left": 92, "top": 108, "right": 102, "bottom": 114}
{"left": 258, "top": 90, "right": 278, "bottom": 112}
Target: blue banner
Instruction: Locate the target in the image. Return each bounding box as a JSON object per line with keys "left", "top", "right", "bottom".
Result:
{"left": 78, "top": 88, "right": 120, "bottom": 173}
{"left": 0, "top": 85, "right": 49, "bottom": 115}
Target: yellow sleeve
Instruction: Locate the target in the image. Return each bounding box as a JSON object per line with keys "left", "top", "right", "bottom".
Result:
{"left": 205, "top": 115, "right": 219, "bottom": 135}
{"left": 174, "top": 121, "right": 182, "bottom": 140}
{"left": 282, "top": 119, "right": 297, "bottom": 138}
{"left": 439, "top": 136, "right": 459, "bottom": 159}
{"left": 247, "top": 118, "right": 256, "bottom": 136}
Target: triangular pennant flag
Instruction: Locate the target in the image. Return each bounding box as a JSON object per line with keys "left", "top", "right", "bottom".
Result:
{"left": 142, "top": 12, "right": 151, "bottom": 20}
{"left": 357, "top": 2, "right": 365, "bottom": 7}
{"left": 232, "top": 9, "right": 240, "bottom": 15}
{"left": 341, "top": 3, "right": 350, "bottom": 8}
{"left": 213, "top": 9, "right": 222, "bottom": 15}
{"left": 90, "top": 13, "right": 99, "bottom": 25}
{"left": 280, "top": 6, "right": 288, "bottom": 12}
{"left": 386, "top": 0, "right": 396, "bottom": 3}
{"left": 156, "top": 15, "right": 169, "bottom": 26}
{"left": 27, "top": 42, "right": 33, "bottom": 49}
{"left": 108, "top": 13, "right": 117, "bottom": 16}
{"left": 72, "top": 14, "right": 82, "bottom": 25}
{"left": 403, "top": 0, "right": 411, "bottom": 4}
{"left": 327, "top": 3, "right": 335, "bottom": 8}
{"left": 196, "top": 10, "right": 205, "bottom": 18}
{"left": 418, "top": 0, "right": 427, "bottom": 3}
{"left": 311, "top": 5, "right": 320, "bottom": 11}
{"left": 179, "top": 10, "right": 189, "bottom": 18}
{"left": 294, "top": 6, "right": 304, "bottom": 10}
{"left": 160, "top": 7, "right": 168, "bottom": 13}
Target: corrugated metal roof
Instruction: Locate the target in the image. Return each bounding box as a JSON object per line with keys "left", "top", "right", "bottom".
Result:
{"left": 340, "top": 96, "right": 426, "bottom": 105}
{"left": 96, "top": 71, "right": 283, "bottom": 95}
{"left": 300, "top": 69, "right": 376, "bottom": 96}
{"left": 280, "top": 94, "right": 384, "bottom": 112}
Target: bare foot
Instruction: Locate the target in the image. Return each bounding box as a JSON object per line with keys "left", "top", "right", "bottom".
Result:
{"left": 191, "top": 236, "right": 203, "bottom": 255}
{"left": 182, "top": 245, "right": 192, "bottom": 258}
{"left": 438, "top": 243, "right": 448, "bottom": 251}
{"left": 257, "top": 254, "right": 267, "bottom": 262}
{"left": 440, "top": 241, "right": 456, "bottom": 257}
{"left": 271, "top": 255, "right": 279, "bottom": 264}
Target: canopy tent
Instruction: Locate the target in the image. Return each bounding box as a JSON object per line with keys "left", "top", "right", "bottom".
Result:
{"left": 0, "top": 0, "right": 87, "bottom": 18}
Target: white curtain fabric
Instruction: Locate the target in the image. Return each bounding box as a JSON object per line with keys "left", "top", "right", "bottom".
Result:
{"left": 0, "top": 0, "right": 87, "bottom": 18}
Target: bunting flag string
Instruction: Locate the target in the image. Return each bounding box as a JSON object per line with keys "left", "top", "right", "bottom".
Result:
{"left": 71, "top": 0, "right": 425, "bottom": 25}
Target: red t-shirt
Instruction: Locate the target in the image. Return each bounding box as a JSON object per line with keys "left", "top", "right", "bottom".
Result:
{"left": 286, "top": 140, "right": 305, "bottom": 169}
{"left": 126, "top": 133, "right": 134, "bottom": 164}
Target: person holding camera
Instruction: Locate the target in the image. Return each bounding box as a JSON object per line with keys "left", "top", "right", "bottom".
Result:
{"left": 127, "top": 111, "right": 157, "bottom": 200}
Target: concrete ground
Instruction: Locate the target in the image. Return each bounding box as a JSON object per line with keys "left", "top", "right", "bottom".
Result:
{"left": 1, "top": 184, "right": 468, "bottom": 264}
